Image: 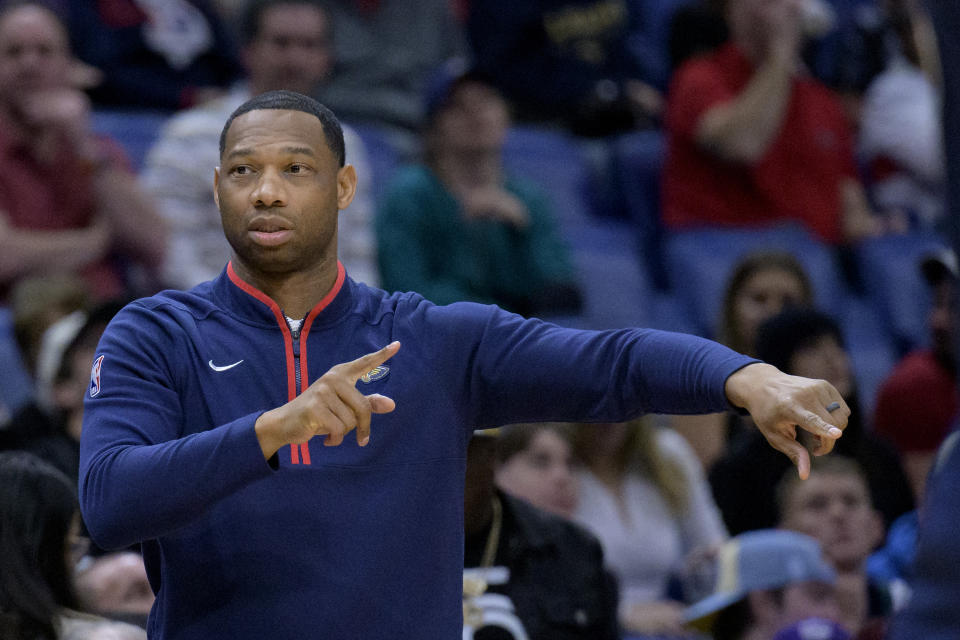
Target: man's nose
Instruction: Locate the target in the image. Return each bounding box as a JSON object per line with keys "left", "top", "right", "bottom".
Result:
{"left": 251, "top": 168, "right": 286, "bottom": 207}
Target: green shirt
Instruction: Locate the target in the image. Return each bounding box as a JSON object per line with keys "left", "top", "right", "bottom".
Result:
{"left": 376, "top": 165, "right": 577, "bottom": 314}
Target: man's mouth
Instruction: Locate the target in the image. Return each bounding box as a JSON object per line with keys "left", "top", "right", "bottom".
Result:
{"left": 248, "top": 218, "right": 293, "bottom": 246}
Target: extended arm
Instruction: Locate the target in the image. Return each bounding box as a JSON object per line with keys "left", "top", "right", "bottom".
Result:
{"left": 0, "top": 211, "right": 110, "bottom": 284}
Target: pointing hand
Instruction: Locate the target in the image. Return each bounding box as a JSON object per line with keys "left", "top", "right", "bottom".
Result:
{"left": 255, "top": 342, "right": 401, "bottom": 459}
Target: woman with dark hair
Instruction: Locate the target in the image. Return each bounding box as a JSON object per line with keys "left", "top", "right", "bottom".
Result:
{"left": 709, "top": 307, "right": 915, "bottom": 535}
{"left": 672, "top": 250, "right": 815, "bottom": 469}
{"left": 0, "top": 451, "right": 145, "bottom": 639}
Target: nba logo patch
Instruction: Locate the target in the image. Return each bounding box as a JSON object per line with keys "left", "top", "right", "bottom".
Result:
{"left": 89, "top": 355, "right": 104, "bottom": 397}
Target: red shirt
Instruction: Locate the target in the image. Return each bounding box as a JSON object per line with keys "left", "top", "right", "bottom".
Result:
{"left": 0, "top": 124, "right": 127, "bottom": 299}
{"left": 662, "top": 43, "right": 857, "bottom": 243}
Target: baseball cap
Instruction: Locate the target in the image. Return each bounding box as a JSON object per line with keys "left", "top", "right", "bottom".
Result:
{"left": 920, "top": 247, "right": 958, "bottom": 287}
{"left": 773, "top": 618, "right": 852, "bottom": 640}
{"left": 682, "top": 529, "right": 836, "bottom": 631}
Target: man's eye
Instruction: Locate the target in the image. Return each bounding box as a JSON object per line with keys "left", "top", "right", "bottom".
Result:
{"left": 231, "top": 166, "right": 251, "bottom": 176}
{"left": 289, "top": 164, "right": 308, "bottom": 174}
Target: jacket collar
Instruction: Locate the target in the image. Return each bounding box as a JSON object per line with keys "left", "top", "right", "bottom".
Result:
{"left": 212, "top": 260, "right": 354, "bottom": 329}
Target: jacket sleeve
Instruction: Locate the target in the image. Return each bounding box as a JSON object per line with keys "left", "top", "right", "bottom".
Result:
{"left": 401, "top": 298, "right": 758, "bottom": 430}
{"left": 78, "top": 303, "right": 274, "bottom": 550}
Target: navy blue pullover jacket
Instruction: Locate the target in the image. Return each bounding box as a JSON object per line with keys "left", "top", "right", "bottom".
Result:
{"left": 79, "top": 263, "right": 755, "bottom": 639}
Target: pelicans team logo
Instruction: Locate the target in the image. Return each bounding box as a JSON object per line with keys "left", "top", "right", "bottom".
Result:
{"left": 89, "top": 355, "right": 105, "bottom": 397}
{"left": 359, "top": 365, "right": 389, "bottom": 384}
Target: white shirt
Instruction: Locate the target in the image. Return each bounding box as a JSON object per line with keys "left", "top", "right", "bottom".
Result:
{"left": 573, "top": 428, "right": 727, "bottom": 610}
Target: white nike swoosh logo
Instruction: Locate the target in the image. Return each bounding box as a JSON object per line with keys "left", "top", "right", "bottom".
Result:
{"left": 209, "top": 359, "right": 244, "bottom": 372}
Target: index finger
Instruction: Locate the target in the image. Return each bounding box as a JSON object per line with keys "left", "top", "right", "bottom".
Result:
{"left": 794, "top": 407, "right": 845, "bottom": 441}
{"left": 341, "top": 341, "right": 401, "bottom": 382}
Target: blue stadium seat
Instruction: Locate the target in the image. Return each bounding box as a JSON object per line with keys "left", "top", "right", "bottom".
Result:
{"left": 663, "top": 225, "right": 847, "bottom": 338}
{"left": 838, "top": 295, "right": 898, "bottom": 416}
{"left": 91, "top": 109, "right": 170, "bottom": 172}
{"left": 854, "top": 231, "right": 948, "bottom": 353}
{"left": 503, "top": 125, "right": 596, "bottom": 230}
{"left": 561, "top": 218, "right": 653, "bottom": 330}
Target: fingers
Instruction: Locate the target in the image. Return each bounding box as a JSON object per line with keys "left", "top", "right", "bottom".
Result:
{"left": 795, "top": 408, "right": 845, "bottom": 440}
{"left": 314, "top": 385, "right": 396, "bottom": 448}
{"left": 767, "top": 430, "right": 812, "bottom": 480}
{"left": 340, "top": 341, "right": 401, "bottom": 382}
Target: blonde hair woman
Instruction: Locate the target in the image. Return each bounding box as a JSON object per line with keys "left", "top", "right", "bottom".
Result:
{"left": 572, "top": 419, "right": 727, "bottom": 636}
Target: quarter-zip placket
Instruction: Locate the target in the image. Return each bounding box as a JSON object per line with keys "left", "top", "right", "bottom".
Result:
{"left": 226, "top": 260, "right": 347, "bottom": 467}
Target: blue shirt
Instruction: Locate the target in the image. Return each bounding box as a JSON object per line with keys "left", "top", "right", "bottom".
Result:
{"left": 79, "top": 262, "right": 754, "bottom": 639}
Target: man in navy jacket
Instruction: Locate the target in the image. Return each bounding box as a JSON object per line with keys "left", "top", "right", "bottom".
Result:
{"left": 79, "top": 90, "right": 849, "bottom": 640}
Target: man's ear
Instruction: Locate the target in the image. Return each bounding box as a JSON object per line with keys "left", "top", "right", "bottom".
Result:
{"left": 337, "top": 164, "right": 357, "bottom": 211}
{"left": 213, "top": 167, "right": 221, "bottom": 209}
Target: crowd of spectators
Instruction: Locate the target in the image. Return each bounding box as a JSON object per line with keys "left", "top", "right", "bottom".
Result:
{"left": 0, "top": 0, "right": 956, "bottom": 638}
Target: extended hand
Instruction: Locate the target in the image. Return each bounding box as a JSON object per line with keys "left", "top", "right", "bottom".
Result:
{"left": 725, "top": 363, "right": 849, "bottom": 479}
{"left": 255, "top": 342, "right": 400, "bottom": 458}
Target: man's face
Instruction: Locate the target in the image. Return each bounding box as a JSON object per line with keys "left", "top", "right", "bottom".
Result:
{"left": 0, "top": 5, "right": 70, "bottom": 98}
{"left": 753, "top": 580, "right": 840, "bottom": 635}
{"left": 781, "top": 472, "right": 882, "bottom": 572}
{"left": 215, "top": 108, "right": 355, "bottom": 278}
{"left": 788, "top": 334, "right": 853, "bottom": 399}
{"left": 433, "top": 81, "right": 510, "bottom": 153}
{"left": 245, "top": 4, "right": 333, "bottom": 96}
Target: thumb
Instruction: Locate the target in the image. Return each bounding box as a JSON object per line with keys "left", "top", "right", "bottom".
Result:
{"left": 367, "top": 393, "right": 396, "bottom": 414}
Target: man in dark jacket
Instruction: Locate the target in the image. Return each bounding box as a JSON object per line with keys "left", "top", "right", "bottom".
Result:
{"left": 464, "top": 431, "right": 619, "bottom": 640}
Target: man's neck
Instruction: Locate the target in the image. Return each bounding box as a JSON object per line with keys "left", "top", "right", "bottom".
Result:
{"left": 232, "top": 255, "right": 340, "bottom": 319}
{"left": 834, "top": 571, "right": 870, "bottom": 634}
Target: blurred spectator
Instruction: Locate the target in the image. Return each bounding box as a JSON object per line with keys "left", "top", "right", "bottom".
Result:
{"left": 0, "top": 451, "right": 146, "bottom": 639}
{"left": 681, "top": 529, "right": 840, "bottom": 640}
{"left": 463, "top": 431, "right": 619, "bottom": 640}
{"left": 313, "top": 0, "right": 465, "bottom": 136}
{"left": 873, "top": 249, "right": 958, "bottom": 502}
{"left": 466, "top": 0, "right": 663, "bottom": 137}
{"left": 141, "top": 0, "right": 376, "bottom": 289}
{"left": 661, "top": 0, "right": 896, "bottom": 245}
{"left": 777, "top": 456, "right": 891, "bottom": 638}
{"left": 10, "top": 274, "right": 89, "bottom": 379}
{"left": 0, "top": 3, "right": 166, "bottom": 301}
{"left": 1, "top": 303, "right": 155, "bottom": 626}
{"left": 571, "top": 419, "right": 727, "bottom": 636}
{"left": 717, "top": 251, "right": 813, "bottom": 357}
{"left": 859, "top": 0, "right": 945, "bottom": 231}
{"left": 376, "top": 63, "right": 582, "bottom": 317}
{"left": 671, "top": 251, "right": 814, "bottom": 470}
{"left": 66, "top": 0, "right": 240, "bottom": 110}
{"left": 710, "top": 307, "right": 914, "bottom": 535}
{"left": 887, "top": 0, "right": 960, "bottom": 633}
{"left": 4, "top": 300, "right": 125, "bottom": 484}
{"left": 494, "top": 422, "right": 578, "bottom": 519}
